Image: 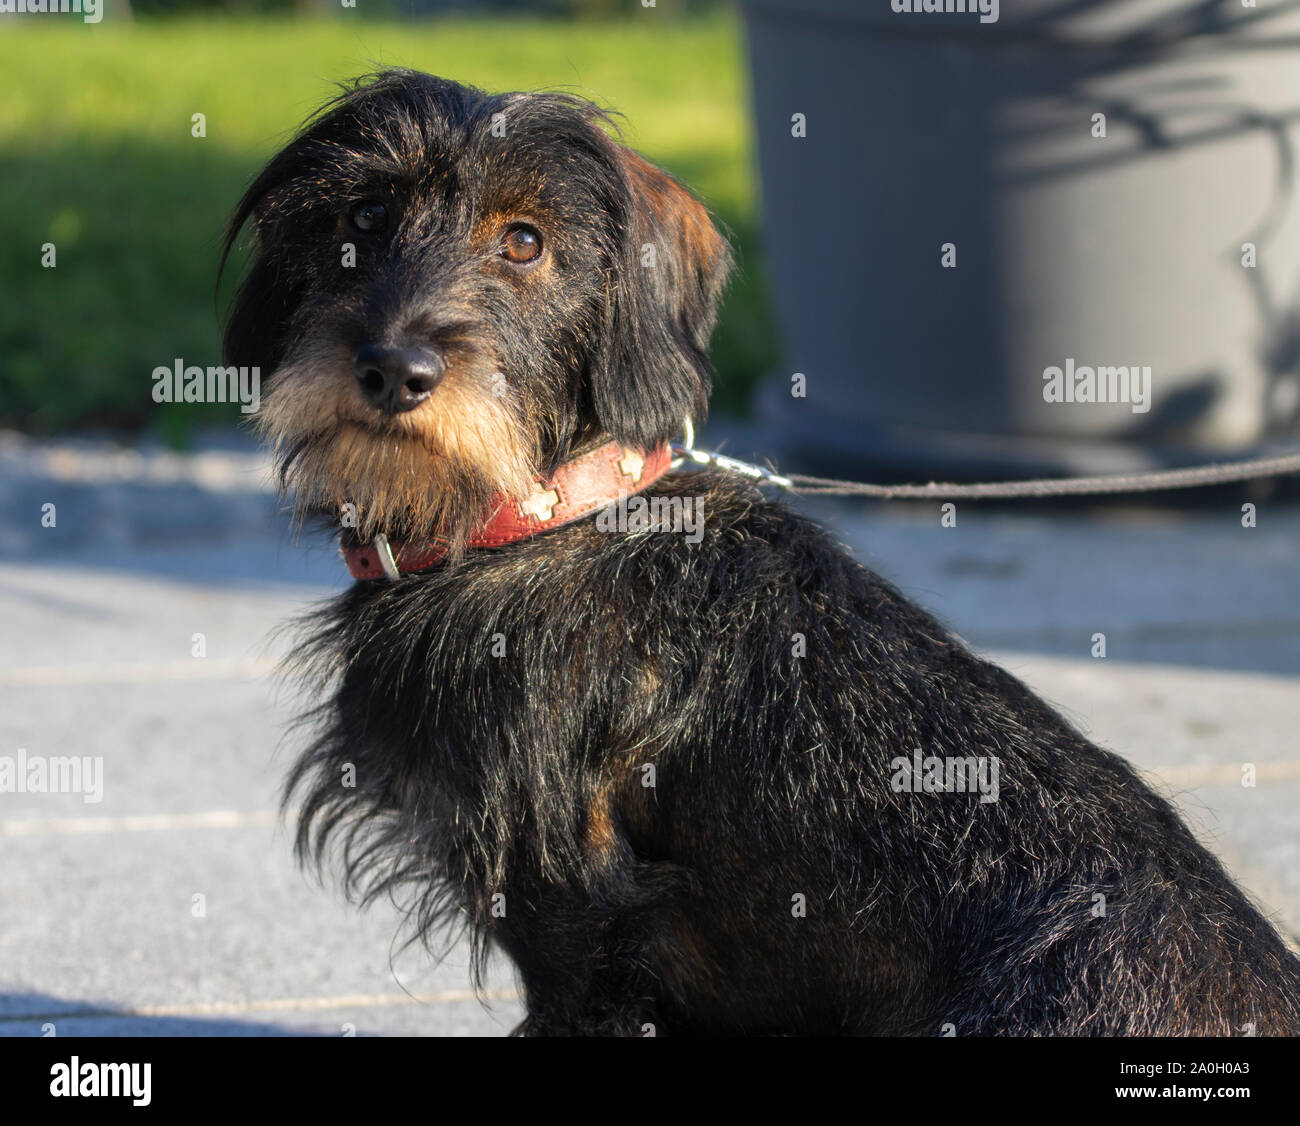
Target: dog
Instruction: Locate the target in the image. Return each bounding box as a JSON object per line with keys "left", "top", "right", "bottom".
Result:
{"left": 222, "top": 69, "right": 1300, "bottom": 1035}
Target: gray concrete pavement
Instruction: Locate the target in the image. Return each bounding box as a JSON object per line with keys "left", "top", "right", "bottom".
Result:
{"left": 1, "top": 424, "right": 1297, "bottom": 1035}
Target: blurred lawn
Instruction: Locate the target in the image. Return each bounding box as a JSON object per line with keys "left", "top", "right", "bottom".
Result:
{"left": 0, "top": 12, "right": 775, "bottom": 439}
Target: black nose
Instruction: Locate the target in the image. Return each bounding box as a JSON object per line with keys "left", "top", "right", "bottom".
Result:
{"left": 353, "top": 343, "right": 445, "bottom": 413}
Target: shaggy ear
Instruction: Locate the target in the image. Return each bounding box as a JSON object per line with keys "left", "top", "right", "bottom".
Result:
{"left": 219, "top": 157, "right": 308, "bottom": 373}
{"left": 589, "top": 148, "right": 733, "bottom": 450}
{"left": 221, "top": 248, "right": 300, "bottom": 373}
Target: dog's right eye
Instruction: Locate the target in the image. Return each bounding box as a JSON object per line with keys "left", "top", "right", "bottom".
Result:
{"left": 500, "top": 224, "right": 543, "bottom": 265}
{"left": 349, "top": 201, "right": 388, "bottom": 234}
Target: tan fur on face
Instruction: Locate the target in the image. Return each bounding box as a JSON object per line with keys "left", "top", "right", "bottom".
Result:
{"left": 256, "top": 337, "right": 537, "bottom": 542}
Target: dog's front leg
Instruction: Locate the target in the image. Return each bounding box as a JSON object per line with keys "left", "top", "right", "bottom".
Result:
{"left": 504, "top": 942, "right": 662, "bottom": 1037}
{"left": 490, "top": 876, "right": 669, "bottom": 1037}
{"left": 510, "top": 1003, "right": 655, "bottom": 1039}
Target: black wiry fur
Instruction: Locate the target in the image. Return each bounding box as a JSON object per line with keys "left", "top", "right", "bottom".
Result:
{"left": 227, "top": 71, "right": 1300, "bottom": 1035}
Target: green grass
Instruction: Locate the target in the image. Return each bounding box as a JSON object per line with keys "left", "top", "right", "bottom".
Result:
{"left": 0, "top": 12, "right": 775, "bottom": 438}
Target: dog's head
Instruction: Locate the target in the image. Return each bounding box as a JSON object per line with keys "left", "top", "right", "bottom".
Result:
{"left": 222, "top": 69, "right": 732, "bottom": 546}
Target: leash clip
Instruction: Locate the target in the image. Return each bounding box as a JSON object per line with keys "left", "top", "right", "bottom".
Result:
{"left": 672, "top": 418, "right": 792, "bottom": 489}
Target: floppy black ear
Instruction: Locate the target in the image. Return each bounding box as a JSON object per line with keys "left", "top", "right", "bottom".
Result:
{"left": 589, "top": 148, "right": 733, "bottom": 450}
{"left": 219, "top": 171, "right": 302, "bottom": 373}
{"left": 221, "top": 250, "right": 300, "bottom": 373}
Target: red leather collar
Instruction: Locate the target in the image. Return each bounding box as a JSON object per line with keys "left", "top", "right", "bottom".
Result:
{"left": 342, "top": 440, "right": 674, "bottom": 580}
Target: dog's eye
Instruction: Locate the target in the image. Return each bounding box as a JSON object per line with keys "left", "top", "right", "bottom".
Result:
{"left": 349, "top": 201, "right": 388, "bottom": 234}
{"left": 500, "top": 225, "right": 543, "bottom": 265}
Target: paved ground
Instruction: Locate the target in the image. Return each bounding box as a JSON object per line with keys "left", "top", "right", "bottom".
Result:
{"left": 1, "top": 424, "right": 1297, "bottom": 1036}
